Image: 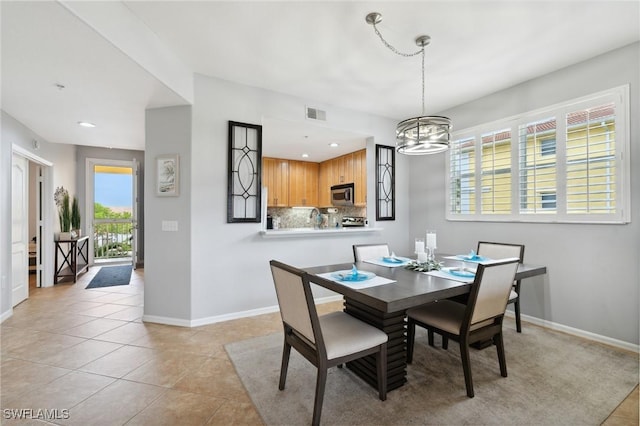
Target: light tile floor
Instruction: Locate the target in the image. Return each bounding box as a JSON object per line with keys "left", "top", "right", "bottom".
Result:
{"left": 1, "top": 268, "right": 637, "bottom": 425}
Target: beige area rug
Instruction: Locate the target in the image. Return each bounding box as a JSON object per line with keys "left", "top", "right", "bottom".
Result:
{"left": 225, "top": 322, "right": 638, "bottom": 425}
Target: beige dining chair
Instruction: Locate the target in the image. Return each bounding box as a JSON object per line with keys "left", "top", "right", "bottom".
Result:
{"left": 269, "top": 260, "right": 388, "bottom": 426}
{"left": 406, "top": 258, "right": 520, "bottom": 398}
{"left": 352, "top": 243, "right": 390, "bottom": 262}
{"left": 477, "top": 241, "right": 525, "bottom": 332}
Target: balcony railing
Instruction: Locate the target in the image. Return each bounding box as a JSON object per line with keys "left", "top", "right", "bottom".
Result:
{"left": 93, "top": 220, "right": 133, "bottom": 261}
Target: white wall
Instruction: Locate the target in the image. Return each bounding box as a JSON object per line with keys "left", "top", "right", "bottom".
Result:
{"left": 1, "top": 111, "right": 77, "bottom": 316}
{"left": 409, "top": 43, "right": 640, "bottom": 345}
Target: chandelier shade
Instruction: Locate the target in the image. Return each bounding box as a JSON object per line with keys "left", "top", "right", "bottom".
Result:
{"left": 396, "top": 115, "right": 451, "bottom": 155}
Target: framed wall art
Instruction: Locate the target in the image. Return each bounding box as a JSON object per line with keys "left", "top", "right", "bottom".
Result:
{"left": 156, "top": 154, "right": 179, "bottom": 196}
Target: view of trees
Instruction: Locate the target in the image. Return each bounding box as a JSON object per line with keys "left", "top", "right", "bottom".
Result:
{"left": 93, "top": 202, "right": 132, "bottom": 258}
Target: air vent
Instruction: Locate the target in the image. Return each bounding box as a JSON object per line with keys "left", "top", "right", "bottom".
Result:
{"left": 306, "top": 106, "right": 326, "bottom": 121}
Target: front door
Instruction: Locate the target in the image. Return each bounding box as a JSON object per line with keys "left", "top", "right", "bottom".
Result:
{"left": 11, "top": 153, "right": 28, "bottom": 306}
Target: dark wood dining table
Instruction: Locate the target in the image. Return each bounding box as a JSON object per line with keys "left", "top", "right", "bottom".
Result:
{"left": 303, "top": 256, "right": 547, "bottom": 392}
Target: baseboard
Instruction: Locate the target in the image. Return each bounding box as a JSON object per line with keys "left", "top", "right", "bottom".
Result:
{"left": 0, "top": 308, "right": 13, "bottom": 323}
{"left": 142, "top": 298, "right": 639, "bottom": 354}
{"left": 142, "top": 295, "right": 343, "bottom": 328}
{"left": 505, "top": 310, "right": 639, "bottom": 354}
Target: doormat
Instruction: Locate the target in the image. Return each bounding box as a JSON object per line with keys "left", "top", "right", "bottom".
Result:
{"left": 85, "top": 265, "right": 132, "bottom": 289}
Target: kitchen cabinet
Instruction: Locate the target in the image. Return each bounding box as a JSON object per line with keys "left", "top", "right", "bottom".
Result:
{"left": 353, "top": 149, "right": 367, "bottom": 205}
{"left": 332, "top": 152, "right": 354, "bottom": 185}
{"left": 263, "top": 158, "right": 289, "bottom": 207}
{"left": 318, "top": 160, "right": 333, "bottom": 207}
{"left": 289, "top": 160, "right": 319, "bottom": 207}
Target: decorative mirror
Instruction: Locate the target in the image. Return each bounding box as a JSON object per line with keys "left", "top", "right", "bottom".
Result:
{"left": 375, "top": 144, "right": 395, "bottom": 221}
{"left": 228, "top": 121, "right": 262, "bottom": 223}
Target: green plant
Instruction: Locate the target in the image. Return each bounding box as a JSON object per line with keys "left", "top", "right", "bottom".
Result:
{"left": 71, "top": 196, "right": 81, "bottom": 230}
{"left": 59, "top": 193, "right": 71, "bottom": 232}
{"left": 404, "top": 259, "right": 442, "bottom": 272}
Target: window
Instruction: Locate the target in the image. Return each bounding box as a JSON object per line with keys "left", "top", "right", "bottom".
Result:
{"left": 447, "top": 86, "right": 629, "bottom": 224}
{"left": 540, "top": 192, "right": 557, "bottom": 210}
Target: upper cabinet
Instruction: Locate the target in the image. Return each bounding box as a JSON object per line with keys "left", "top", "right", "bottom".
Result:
{"left": 353, "top": 149, "right": 367, "bottom": 205}
{"left": 263, "top": 158, "right": 289, "bottom": 207}
{"left": 264, "top": 149, "right": 366, "bottom": 208}
{"left": 289, "top": 160, "right": 319, "bottom": 207}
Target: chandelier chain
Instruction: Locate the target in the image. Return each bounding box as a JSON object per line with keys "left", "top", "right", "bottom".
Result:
{"left": 372, "top": 22, "right": 426, "bottom": 115}
{"left": 372, "top": 23, "right": 423, "bottom": 57}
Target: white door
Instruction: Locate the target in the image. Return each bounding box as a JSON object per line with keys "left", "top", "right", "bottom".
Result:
{"left": 11, "top": 153, "right": 29, "bottom": 306}
{"left": 131, "top": 158, "right": 138, "bottom": 269}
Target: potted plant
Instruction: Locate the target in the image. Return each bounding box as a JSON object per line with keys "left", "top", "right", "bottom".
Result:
{"left": 54, "top": 187, "right": 72, "bottom": 240}
{"left": 71, "top": 196, "right": 81, "bottom": 237}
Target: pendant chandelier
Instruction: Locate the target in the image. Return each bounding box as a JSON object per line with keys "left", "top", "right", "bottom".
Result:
{"left": 366, "top": 12, "right": 451, "bottom": 155}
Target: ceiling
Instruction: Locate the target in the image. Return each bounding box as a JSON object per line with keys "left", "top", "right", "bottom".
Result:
{"left": 2, "top": 1, "right": 638, "bottom": 158}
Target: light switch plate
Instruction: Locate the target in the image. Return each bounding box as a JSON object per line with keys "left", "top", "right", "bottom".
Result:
{"left": 162, "top": 220, "right": 178, "bottom": 232}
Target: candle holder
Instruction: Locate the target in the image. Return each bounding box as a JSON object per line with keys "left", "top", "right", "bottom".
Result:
{"left": 426, "top": 230, "right": 437, "bottom": 261}
{"left": 426, "top": 246, "right": 435, "bottom": 262}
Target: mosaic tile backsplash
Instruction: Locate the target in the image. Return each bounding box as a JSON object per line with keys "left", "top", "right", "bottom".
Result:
{"left": 267, "top": 206, "right": 367, "bottom": 229}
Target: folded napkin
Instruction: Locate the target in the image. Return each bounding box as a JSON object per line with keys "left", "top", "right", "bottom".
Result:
{"left": 363, "top": 256, "right": 412, "bottom": 268}
{"left": 316, "top": 272, "right": 396, "bottom": 289}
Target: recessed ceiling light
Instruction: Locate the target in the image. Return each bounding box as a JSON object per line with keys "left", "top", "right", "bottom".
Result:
{"left": 301, "top": 153, "right": 309, "bottom": 158}
{"left": 329, "top": 143, "right": 339, "bottom": 147}
{"left": 78, "top": 121, "right": 96, "bottom": 128}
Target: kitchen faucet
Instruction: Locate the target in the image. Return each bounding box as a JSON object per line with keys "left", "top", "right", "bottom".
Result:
{"left": 309, "top": 208, "right": 322, "bottom": 229}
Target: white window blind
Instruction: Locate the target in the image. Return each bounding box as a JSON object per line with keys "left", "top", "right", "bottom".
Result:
{"left": 446, "top": 85, "right": 629, "bottom": 224}
{"left": 566, "top": 103, "right": 616, "bottom": 215}
{"left": 449, "top": 136, "right": 475, "bottom": 214}
{"left": 481, "top": 129, "right": 512, "bottom": 214}
{"left": 519, "top": 117, "right": 557, "bottom": 214}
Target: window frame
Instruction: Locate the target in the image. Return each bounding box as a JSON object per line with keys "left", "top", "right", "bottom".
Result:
{"left": 446, "top": 85, "right": 630, "bottom": 224}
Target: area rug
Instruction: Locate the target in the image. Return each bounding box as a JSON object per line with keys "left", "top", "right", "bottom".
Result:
{"left": 85, "top": 265, "right": 132, "bottom": 289}
{"left": 226, "top": 323, "right": 638, "bottom": 425}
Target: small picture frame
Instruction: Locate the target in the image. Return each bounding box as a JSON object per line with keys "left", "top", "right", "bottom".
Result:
{"left": 156, "top": 154, "right": 180, "bottom": 196}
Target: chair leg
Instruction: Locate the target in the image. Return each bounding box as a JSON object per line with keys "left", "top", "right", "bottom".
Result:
{"left": 442, "top": 335, "right": 449, "bottom": 350}
{"left": 406, "top": 320, "right": 415, "bottom": 364}
{"left": 494, "top": 332, "right": 508, "bottom": 377}
{"left": 459, "top": 340, "right": 474, "bottom": 398}
{"left": 427, "top": 329, "right": 435, "bottom": 347}
{"left": 377, "top": 344, "right": 388, "bottom": 401}
{"left": 312, "top": 367, "right": 327, "bottom": 426}
{"left": 514, "top": 297, "right": 522, "bottom": 333}
{"left": 278, "top": 339, "right": 292, "bottom": 390}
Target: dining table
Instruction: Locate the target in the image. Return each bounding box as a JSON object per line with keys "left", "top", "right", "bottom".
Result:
{"left": 303, "top": 255, "right": 547, "bottom": 393}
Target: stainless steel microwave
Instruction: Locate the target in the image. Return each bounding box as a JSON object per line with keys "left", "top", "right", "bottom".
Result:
{"left": 331, "top": 183, "right": 354, "bottom": 206}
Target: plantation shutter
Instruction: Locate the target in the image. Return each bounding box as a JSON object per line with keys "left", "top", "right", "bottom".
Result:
{"left": 448, "top": 136, "right": 475, "bottom": 214}
{"left": 565, "top": 103, "right": 616, "bottom": 215}
{"left": 481, "top": 129, "right": 511, "bottom": 214}
{"left": 518, "top": 117, "right": 557, "bottom": 213}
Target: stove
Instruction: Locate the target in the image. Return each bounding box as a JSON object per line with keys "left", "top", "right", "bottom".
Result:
{"left": 342, "top": 216, "right": 366, "bottom": 227}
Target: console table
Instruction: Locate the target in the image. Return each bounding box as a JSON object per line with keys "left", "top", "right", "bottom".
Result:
{"left": 54, "top": 236, "right": 89, "bottom": 283}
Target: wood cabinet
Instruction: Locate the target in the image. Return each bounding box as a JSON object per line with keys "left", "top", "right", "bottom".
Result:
{"left": 332, "top": 153, "right": 354, "bottom": 185}
{"left": 318, "top": 160, "right": 333, "bottom": 207}
{"left": 353, "top": 149, "right": 367, "bottom": 205}
{"left": 262, "top": 158, "right": 289, "bottom": 207}
{"left": 265, "top": 149, "right": 366, "bottom": 208}
{"left": 289, "top": 160, "right": 319, "bottom": 207}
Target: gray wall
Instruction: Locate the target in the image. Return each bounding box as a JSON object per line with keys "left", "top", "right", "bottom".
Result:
{"left": 144, "top": 106, "right": 192, "bottom": 321}
{"left": 409, "top": 42, "right": 640, "bottom": 345}
{"left": 1, "top": 111, "right": 77, "bottom": 316}
{"left": 142, "top": 75, "right": 409, "bottom": 325}
{"left": 76, "top": 145, "right": 146, "bottom": 264}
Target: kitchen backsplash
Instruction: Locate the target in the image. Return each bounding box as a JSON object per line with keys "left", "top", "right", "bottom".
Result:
{"left": 267, "top": 206, "right": 367, "bottom": 229}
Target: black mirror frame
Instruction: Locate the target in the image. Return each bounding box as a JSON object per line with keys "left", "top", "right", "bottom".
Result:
{"left": 227, "top": 121, "right": 263, "bottom": 223}
{"left": 375, "top": 144, "right": 395, "bottom": 221}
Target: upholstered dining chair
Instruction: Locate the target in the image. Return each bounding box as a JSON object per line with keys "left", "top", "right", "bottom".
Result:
{"left": 477, "top": 241, "right": 525, "bottom": 332}
{"left": 352, "top": 243, "right": 390, "bottom": 262}
{"left": 406, "top": 258, "right": 520, "bottom": 398}
{"left": 269, "top": 260, "right": 388, "bottom": 426}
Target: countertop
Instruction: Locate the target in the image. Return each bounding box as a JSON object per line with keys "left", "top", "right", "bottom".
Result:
{"left": 260, "top": 227, "right": 383, "bottom": 238}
